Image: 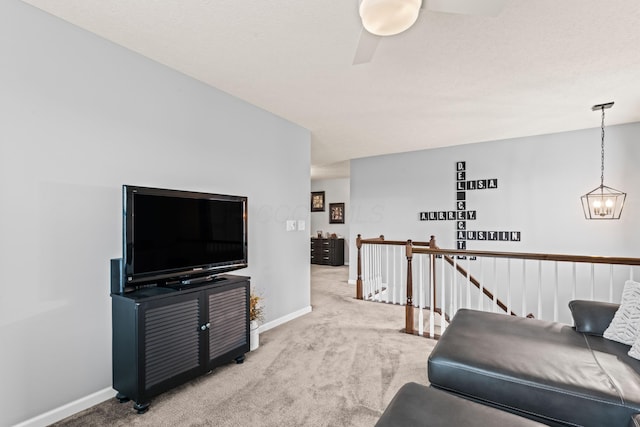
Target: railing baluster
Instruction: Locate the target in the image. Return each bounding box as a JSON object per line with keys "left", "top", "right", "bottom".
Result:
{"left": 453, "top": 257, "right": 458, "bottom": 315}
{"left": 385, "top": 245, "right": 390, "bottom": 303}
{"left": 379, "top": 244, "right": 383, "bottom": 298}
{"left": 364, "top": 245, "right": 372, "bottom": 299}
{"left": 368, "top": 244, "right": 373, "bottom": 300}
{"left": 466, "top": 257, "right": 471, "bottom": 310}
{"left": 362, "top": 244, "right": 368, "bottom": 300}
{"left": 572, "top": 262, "right": 576, "bottom": 302}
{"left": 368, "top": 244, "right": 373, "bottom": 299}
{"left": 378, "top": 244, "right": 383, "bottom": 300}
{"left": 398, "top": 246, "right": 403, "bottom": 304}
{"left": 609, "top": 264, "right": 614, "bottom": 303}
{"left": 356, "top": 235, "right": 362, "bottom": 299}
{"left": 418, "top": 255, "right": 424, "bottom": 336}
{"left": 441, "top": 255, "right": 447, "bottom": 334}
{"left": 372, "top": 244, "right": 377, "bottom": 298}
{"left": 400, "top": 250, "right": 407, "bottom": 304}
{"left": 376, "top": 244, "right": 381, "bottom": 300}
{"left": 392, "top": 246, "right": 397, "bottom": 304}
{"left": 479, "top": 257, "right": 485, "bottom": 311}
{"left": 396, "top": 246, "right": 401, "bottom": 304}
{"left": 492, "top": 258, "right": 497, "bottom": 313}
{"left": 521, "top": 260, "right": 526, "bottom": 317}
{"left": 554, "top": 261, "right": 558, "bottom": 322}
{"left": 429, "top": 252, "right": 435, "bottom": 338}
{"left": 449, "top": 260, "right": 454, "bottom": 318}
{"left": 537, "top": 260, "right": 542, "bottom": 319}
{"left": 590, "top": 264, "right": 595, "bottom": 300}
{"left": 507, "top": 259, "right": 512, "bottom": 316}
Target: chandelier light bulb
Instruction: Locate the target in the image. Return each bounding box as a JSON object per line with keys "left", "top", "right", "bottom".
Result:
{"left": 605, "top": 199, "right": 614, "bottom": 208}
{"left": 592, "top": 200, "right": 602, "bottom": 208}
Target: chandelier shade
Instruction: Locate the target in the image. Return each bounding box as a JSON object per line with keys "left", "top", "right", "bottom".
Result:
{"left": 580, "top": 102, "right": 626, "bottom": 220}
{"left": 359, "top": 0, "right": 422, "bottom": 36}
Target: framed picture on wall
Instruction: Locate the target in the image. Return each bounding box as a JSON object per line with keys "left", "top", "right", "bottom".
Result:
{"left": 311, "top": 191, "right": 325, "bottom": 212}
{"left": 329, "top": 203, "right": 345, "bottom": 224}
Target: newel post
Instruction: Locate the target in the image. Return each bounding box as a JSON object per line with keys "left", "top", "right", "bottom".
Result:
{"left": 356, "top": 234, "right": 363, "bottom": 299}
{"left": 405, "top": 239, "right": 414, "bottom": 335}
{"left": 429, "top": 235, "right": 437, "bottom": 249}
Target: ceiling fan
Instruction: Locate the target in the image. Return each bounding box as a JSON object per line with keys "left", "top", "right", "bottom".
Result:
{"left": 353, "top": 0, "right": 507, "bottom": 64}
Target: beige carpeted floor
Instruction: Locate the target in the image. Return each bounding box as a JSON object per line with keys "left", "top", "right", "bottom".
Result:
{"left": 53, "top": 265, "right": 435, "bottom": 427}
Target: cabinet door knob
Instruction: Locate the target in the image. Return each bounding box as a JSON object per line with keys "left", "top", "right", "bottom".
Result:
{"left": 200, "top": 322, "right": 211, "bottom": 331}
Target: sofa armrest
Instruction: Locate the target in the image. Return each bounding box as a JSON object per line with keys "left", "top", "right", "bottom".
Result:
{"left": 568, "top": 300, "right": 619, "bottom": 336}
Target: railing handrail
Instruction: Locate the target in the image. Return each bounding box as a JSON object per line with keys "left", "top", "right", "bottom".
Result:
{"left": 359, "top": 238, "right": 432, "bottom": 247}
{"left": 412, "top": 247, "right": 640, "bottom": 266}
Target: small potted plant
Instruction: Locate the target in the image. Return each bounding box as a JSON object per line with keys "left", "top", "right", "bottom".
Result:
{"left": 249, "top": 291, "right": 264, "bottom": 351}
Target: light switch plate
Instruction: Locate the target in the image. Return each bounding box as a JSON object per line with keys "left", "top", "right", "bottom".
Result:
{"left": 297, "top": 220, "right": 305, "bottom": 231}
{"left": 286, "top": 220, "right": 297, "bottom": 231}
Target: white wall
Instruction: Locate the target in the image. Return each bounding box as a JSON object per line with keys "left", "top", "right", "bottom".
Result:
{"left": 311, "top": 178, "right": 350, "bottom": 264}
{"left": 0, "top": 1, "right": 311, "bottom": 426}
{"left": 350, "top": 123, "right": 640, "bottom": 299}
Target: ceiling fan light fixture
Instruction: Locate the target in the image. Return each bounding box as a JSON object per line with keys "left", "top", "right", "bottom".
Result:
{"left": 359, "top": 0, "right": 422, "bottom": 36}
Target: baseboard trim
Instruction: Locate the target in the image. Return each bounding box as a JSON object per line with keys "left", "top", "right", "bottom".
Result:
{"left": 13, "top": 387, "right": 114, "bottom": 427}
{"left": 15, "top": 307, "right": 312, "bottom": 427}
{"left": 258, "top": 305, "right": 312, "bottom": 333}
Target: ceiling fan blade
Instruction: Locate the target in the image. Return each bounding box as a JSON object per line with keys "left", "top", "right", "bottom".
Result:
{"left": 353, "top": 29, "right": 381, "bottom": 65}
{"left": 427, "top": 0, "right": 506, "bottom": 16}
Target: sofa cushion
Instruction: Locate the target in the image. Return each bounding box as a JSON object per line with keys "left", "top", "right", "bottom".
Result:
{"left": 604, "top": 280, "right": 640, "bottom": 345}
{"left": 428, "top": 309, "right": 640, "bottom": 427}
{"left": 569, "top": 299, "right": 619, "bottom": 336}
{"left": 375, "top": 382, "right": 548, "bottom": 427}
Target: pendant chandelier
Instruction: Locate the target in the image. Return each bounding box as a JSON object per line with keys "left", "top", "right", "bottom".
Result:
{"left": 580, "top": 102, "right": 626, "bottom": 220}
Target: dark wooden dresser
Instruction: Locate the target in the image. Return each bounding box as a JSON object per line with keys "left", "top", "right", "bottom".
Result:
{"left": 310, "top": 238, "right": 344, "bottom": 266}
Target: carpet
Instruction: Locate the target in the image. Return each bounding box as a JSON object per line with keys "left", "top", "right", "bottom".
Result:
{"left": 52, "top": 265, "right": 435, "bottom": 426}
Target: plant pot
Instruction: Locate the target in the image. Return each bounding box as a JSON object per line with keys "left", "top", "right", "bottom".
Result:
{"left": 250, "top": 320, "right": 259, "bottom": 351}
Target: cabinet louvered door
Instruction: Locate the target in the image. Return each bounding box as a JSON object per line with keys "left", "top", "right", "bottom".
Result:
{"left": 207, "top": 284, "right": 249, "bottom": 366}
{"left": 141, "top": 294, "right": 203, "bottom": 395}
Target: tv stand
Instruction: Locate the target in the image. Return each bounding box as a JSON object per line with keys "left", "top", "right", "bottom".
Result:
{"left": 111, "top": 274, "right": 250, "bottom": 413}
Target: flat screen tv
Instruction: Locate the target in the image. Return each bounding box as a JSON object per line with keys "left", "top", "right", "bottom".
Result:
{"left": 122, "top": 185, "right": 248, "bottom": 286}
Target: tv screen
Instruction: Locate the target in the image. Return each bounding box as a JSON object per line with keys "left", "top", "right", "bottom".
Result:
{"left": 123, "top": 185, "right": 248, "bottom": 285}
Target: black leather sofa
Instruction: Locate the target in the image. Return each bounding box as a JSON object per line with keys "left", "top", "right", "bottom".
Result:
{"left": 427, "top": 301, "right": 640, "bottom": 427}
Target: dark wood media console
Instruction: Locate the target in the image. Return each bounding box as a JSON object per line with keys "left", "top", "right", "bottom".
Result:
{"left": 111, "top": 274, "right": 250, "bottom": 413}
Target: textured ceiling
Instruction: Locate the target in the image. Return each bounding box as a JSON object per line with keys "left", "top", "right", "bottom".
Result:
{"left": 20, "top": 0, "right": 640, "bottom": 178}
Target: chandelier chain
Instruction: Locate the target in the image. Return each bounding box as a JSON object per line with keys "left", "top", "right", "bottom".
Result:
{"left": 600, "top": 106, "right": 605, "bottom": 187}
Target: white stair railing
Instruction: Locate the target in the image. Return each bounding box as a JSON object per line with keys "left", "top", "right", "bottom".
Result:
{"left": 356, "top": 234, "right": 640, "bottom": 340}
{"left": 410, "top": 244, "right": 640, "bottom": 331}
